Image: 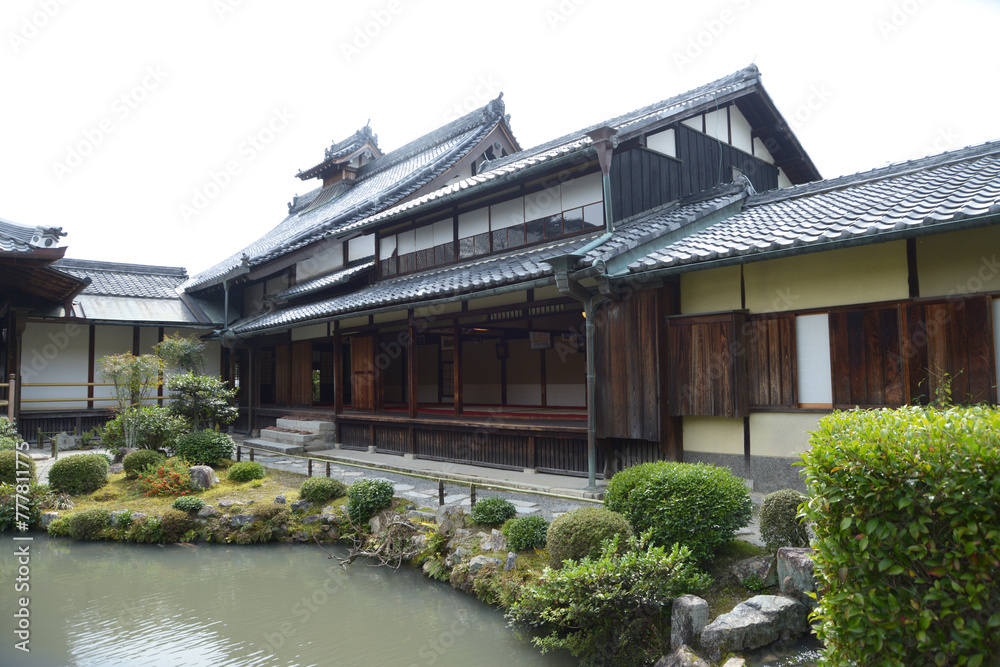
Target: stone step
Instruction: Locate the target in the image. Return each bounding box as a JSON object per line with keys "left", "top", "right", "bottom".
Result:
{"left": 276, "top": 418, "right": 335, "bottom": 435}
{"left": 240, "top": 438, "right": 304, "bottom": 455}
{"left": 260, "top": 429, "right": 320, "bottom": 446}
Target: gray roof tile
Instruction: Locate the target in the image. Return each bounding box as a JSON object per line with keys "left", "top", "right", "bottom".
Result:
{"left": 54, "top": 259, "right": 187, "bottom": 299}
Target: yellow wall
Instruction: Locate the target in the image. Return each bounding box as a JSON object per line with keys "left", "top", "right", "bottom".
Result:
{"left": 682, "top": 416, "right": 744, "bottom": 455}
{"left": 917, "top": 226, "right": 1000, "bottom": 298}
{"left": 680, "top": 266, "right": 742, "bottom": 314}
{"left": 749, "top": 412, "right": 827, "bottom": 458}
{"left": 744, "top": 241, "right": 909, "bottom": 313}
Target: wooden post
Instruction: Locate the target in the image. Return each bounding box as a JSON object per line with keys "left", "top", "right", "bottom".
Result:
{"left": 308, "top": 459, "right": 313, "bottom": 477}
{"left": 6, "top": 375, "right": 14, "bottom": 421}
{"left": 249, "top": 448, "right": 255, "bottom": 462}
{"left": 333, "top": 324, "right": 343, "bottom": 415}
{"left": 407, "top": 315, "right": 418, "bottom": 419}
{"left": 236, "top": 445, "right": 242, "bottom": 462}
{"left": 326, "top": 462, "right": 331, "bottom": 478}
{"left": 470, "top": 484, "right": 476, "bottom": 507}
{"left": 453, "top": 320, "right": 463, "bottom": 415}
{"left": 438, "top": 479, "right": 445, "bottom": 506}
{"left": 87, "top": 325, "right": 96, "bottom": 409}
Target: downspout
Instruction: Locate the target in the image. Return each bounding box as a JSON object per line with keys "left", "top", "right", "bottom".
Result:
{"left": 551, "top": 126, "right": 618, "bottom": 493}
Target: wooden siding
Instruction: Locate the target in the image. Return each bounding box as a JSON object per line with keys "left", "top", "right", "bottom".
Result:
{"left": 274, "top": 344, "right": 290, "bottom": 405}
{"left": 595, "top": 289, "right": 661, "bottom": 441}
{"left": 290, "top": 341, "right": 313, "bottom": 406}
{"left": 666, "top": 311, "right": 748, "bottom": 418}
{"left": 746, "top": 314, "right": 797, "bottom": 408}
{"left": 350, "top": 335, "right": 376, "bottom": 411}
{"left": 611, "top": 148, "right": 681, "bottom": 221}
{"left": 904, "top": 296, "right": 995, "bottom": 405}
{"left": 675, "top": 124, "right": 778, "bottom": 196}
{"left": 829, "top": 306, "right": 904, "bottom": 408}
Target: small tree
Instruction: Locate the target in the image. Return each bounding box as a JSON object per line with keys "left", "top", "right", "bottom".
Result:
{"left": 154, "top": 334, "right": 206, "bottom": 376}
{"left": 98, "top": 353, "right": 165, "bottom": 450}
{"left": 167, "top": 372, "right": 237, "bottom": 431}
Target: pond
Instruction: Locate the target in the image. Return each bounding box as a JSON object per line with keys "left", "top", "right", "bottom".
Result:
{"left": 1, "top": 534, "right": 575, "bottom": 667}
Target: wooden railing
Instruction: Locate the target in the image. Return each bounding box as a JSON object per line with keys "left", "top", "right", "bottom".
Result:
{"left": 0, "top": 374, "right": 14, "bottom": 421}
{"left": 19, "top": 382, "right": 172, "bottom": 409}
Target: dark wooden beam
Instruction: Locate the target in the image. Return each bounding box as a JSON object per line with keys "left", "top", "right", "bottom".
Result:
{"left": 407, "top": 314, "right": 418, "bottom": 419}
{"left": 87, "top": 325, "right": 96, "bottom": 410}
{"left": 333, "top": 322, "right": 343, "bottom": 415}
{"left": 453, "top": 320, "right": 463, "bottom": 415}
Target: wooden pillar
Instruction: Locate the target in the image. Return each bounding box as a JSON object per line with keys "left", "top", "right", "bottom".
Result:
{"left": 87, "top": 325, "right": 96, "bottom": 409}
{"left": 132, "top": 326, "right": 140, "bottom": 355}
{"left": 407, "top": 315, "right": 418, "bottom": 419}
{"left": 333, "top": 323, "right": 343, "bottom": 415}
{"left": 453, "top": 320, "right": 463, "bottom": 415}
{"left": 539, "top": 348, "right": 547, "bottom": 407}
{"left": 500, "top": 336, "right": 507, "bottom": 407}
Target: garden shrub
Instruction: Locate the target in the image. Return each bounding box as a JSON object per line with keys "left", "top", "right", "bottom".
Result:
{"left": 0, "top": 481, "right": 49, "bottom": 531}
{"left": 124, "top": 515, "right": 164, "bottom": 543}
{"left": 122, "top": 448, "right": 166, "bottom": 480}
{"left": 299, "top": 476, "right": 347, "bottom": 504}
{"left": 173, "top": 431, "right": 234, "bottom": 466}
{"left": 172, "top": 496, "right": 205, "bottom": 512}
{"left": 46, "top": 517, "right": 70, "bottom": 537}
{"left": 604, "top": 461, "right": 752, "bottom": 562}
{"left": 759, "top": 488, "right": 809, "bottom": 553}
{"left": 346, "top": 478, "right": 394, "bottom": 526}
{"left": 136, "top": 458, "right": 194, "bottom": 496}
{"left": 48, "top": 453, "right": 108, "bottom": 495}
{"left": 251, "top": 504, "right": 290, "bottom": 523}
{"left": 547, "top": 506, "right": 632, "bottom": 569}
{"left": 471, "top": 496, "right": 517, "bottom": 526}
{"left": 66, "top": 508, "right": 112, "bottom": 540}
{"left": 508, "top": 532, "right": 711, "bottom": 666}
{"left": 159, "top": 508, "right": 196, "bottom": 542}
{"left": 166, "top": 372, "right": 238, "bottom": 431}
{"left": 227, "top": 461, "right": 266, "bottom": 483}
{"left": 501, "top": 515, "right": 549, "bottom": 551}
{"left": 801, "top": 406, "right": 1000, "bottom": 666}
{"left": 0, "top": 448, "right": 35, "bottom": 485}
{"left": 100, "top": 406, "right": 187, "bottom": 454}
{"left": 1, "top": 417, "right": 24, "bottom": 451}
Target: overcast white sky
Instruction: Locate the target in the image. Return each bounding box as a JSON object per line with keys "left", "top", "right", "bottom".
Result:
{"left": 2, "top": 0, "right": 998, "bottom": 276}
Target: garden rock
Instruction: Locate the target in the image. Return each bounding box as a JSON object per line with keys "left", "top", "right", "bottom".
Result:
{"left": 197, "top": 505, "right": 221, "bottom": 518}
{"left": 670, "top": 594, "right": 710, "bottom": 650}
{"left": 109, "top": 463, "right": 124, "bottom": 474}
{"left": 468, "top": 555, "right": 501, "bottom": 574}
{"left": 274, "top": 495, "right": 286, "bottom": 504}
{"left": 40, "top": 512, "right": 60, "bottom": 528}
{"left": 700, "top": 595, "right": 809, "bottom": 662}
{"left": 113, "top": 448, "right": 138, "bottom": 464}
{"left": 188, "top": 466, "right": 218, "bottom": 491}
{"left": 731, "top": 555, "right": 778, "bottom": 588}
{"left": 777, "top": 547, "right": 816, "bottom": 606}
{"left": 722, "top": 658, "right": 747, "bottom": 667}
{"left": 303, "top": 515, "right": 320, "bottom": 525}
{"left": 504, "top": 551, "right": 516, "bottom": 572}
{"left": 435, "top": 505, "right": 467, "bottom": 533}
{"left": 230, "top": 514, "right": 254, "bottom": 528}
{"left": 319, "top": 513, "right": 336, "bottom": 524}
{"left": 290, "top": 499, "right": 313, "bottom": 512}
{"left": 479, "top": 529, "right": 507, "bottom": 553}
{"left": 217, "top": 499, "right": 240, "bottom": 509}
{"left": 654, "top": 644, "right": 710, "bottom": 667}
{"left": 55, "top": 432, "right": 82, "bottom": 451}
{"left": 406, "top": 509, "right": 436, "bottom": 522}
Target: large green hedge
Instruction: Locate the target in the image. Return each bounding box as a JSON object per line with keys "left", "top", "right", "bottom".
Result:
{"left": 801, "top": 406, "right": 1000, "bottom": 666}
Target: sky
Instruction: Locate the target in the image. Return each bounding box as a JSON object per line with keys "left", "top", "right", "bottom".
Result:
{"left": 2, "top": 0, "right": 998, "bottom": 276}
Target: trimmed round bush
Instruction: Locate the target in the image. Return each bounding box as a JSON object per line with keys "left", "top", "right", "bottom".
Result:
{"left": 123, "top": 449, "right": 165, "bottom": 480}
{"left": 604, "top": 461, "right": 752, "bottom": 562}
{"left": 347, "top": 478, "right": 394, "bottom": 525}
{"left": 299, "top": 476, "right": 348, "bottom": 504}
{"left": 472, "top": 496, "right": 517, "bottom": 526}
{"left": 159, "top": 508, "right": 196, "bottom": 542}
{"left": 759, "top": 488, "right": 809, "bottom": 553}
{"left": 228, "top": 461, "right": 266, "bottom": 483}
{"left": 502, "top": 515, "right": 549, "bottom": 551}
{"left": 0, "top": 449, "right": 35, "bottom": 485}
{"left": 48, "top": 453, "right": 109, "bottom": 495}
{"left": 171, "top": 496, "right": 205, "bottom": 512}
{"left": 173, "top": 431, "right": 234, "bottom": 466}
{"left": 547, "top": 506, "right": 633, "bottom": 569}
{"left": 66, "top": 508, "right": 112, "bottom": 540}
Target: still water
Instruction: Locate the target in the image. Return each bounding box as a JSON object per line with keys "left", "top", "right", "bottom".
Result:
{"left": 1, "top": 534, "right": 575, "bottom": 667}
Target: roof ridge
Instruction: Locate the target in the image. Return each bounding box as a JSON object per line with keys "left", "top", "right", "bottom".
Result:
{"left": 55, "top": 258, "right": 188, "bottom": 276}
{"left": 748, "top": 139, "right": 1000, "bottom": 206}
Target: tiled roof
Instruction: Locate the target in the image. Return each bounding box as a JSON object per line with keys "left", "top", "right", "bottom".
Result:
{"left": 230, "top": 235, "right": 598, "bottom": 334}
{"left": 628, "top": 141, "right": 1000, "bottom": 273}
{"left": 53, "top": 259, "right": 188, "bottom": 299}
{"left": 0, "top": 217, "right": 34, "bottom": 253}
{"left": 185, "top": 99, "right": 511, "bottom": 291}
{"left": 296, "top": 125, "right": 380, "bottom": 180}
{"left": 338, "top": 65, "right": 798, "bottom": 237}
{"left": 275, "top": 261, "right": 375, "bottom": 300}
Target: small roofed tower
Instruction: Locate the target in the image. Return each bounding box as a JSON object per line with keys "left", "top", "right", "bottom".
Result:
{"left": 296, "top": 123, "right": 382, "bottom": 189}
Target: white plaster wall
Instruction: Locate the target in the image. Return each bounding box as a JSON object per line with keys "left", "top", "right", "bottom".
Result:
{"left": 163, "top": 327, "right": 221, "bottom": 376}
{"left": 415, "top": 224, "right": 435, "bottom": 251}
{"left": 92, "top": 325, "right": 136, "bottom": 407}
{"left": 297, "top": 242, "right": 344, "bottom": 281}
{"left": 20, "top": 322, "right": 90, "bottom": 409}
{"left": 561, "top": 172, "right": 603, "bottom": 208}
{"left": 777, "top": 168, "right": 792, "bottom": 189}
{"left": 680, "top": 265, "right": 742, "bottom": 314}
{"left": 291, "top": 323, "right": 327, "bottom": 341}
{"left": 459, "top": 208, "right": 490, "bottom": 237}
{"left": 916, "top": 226, "right": 1000, "bottom": 297}
{"left": 348, "top": 234, "right": 375, "bottom": 261}
{"left": 524, "top": 184, "right": 561, "bottom": 220}
{"left": 396, "top": 230, "right": 415, "bottom": 254}
{"left": 729, "top": 106, "right": 754, "bottom": 154}
{"left": 139, "top": 327, "right": 160, "bottom": 354}
{"left": 795, "top": 314, "right": 833, "bottom": 405}
{"left": 433, "top": 219, "right": 453, "bottom": 246}
{"left": 703, "top": 109, "right": 727, "bottom": 143}
{"left": 490, "top": 198, "right": 524, "bottom": 230}
{"left": 750, "top": 412, "right": 827, "bottom": 459}
{"left": 682, "top": 416, "right": 744, "bottom": 455}
{"left": 681, "top": 115, "right": 703, "bottom": 131}
{"left": 507, "top": 384, "right": 542, "bottom": 405}
{"left": 646, "top": 128, "right": 677, "bottom": 158}
{"left": 752, "top": 137, "right": 775, "bottom": 164}
{"left": 379, "top": 236, "right": 396, "bottom": 260}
